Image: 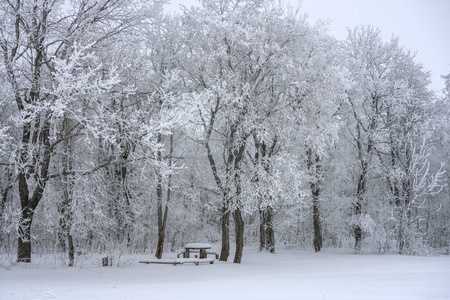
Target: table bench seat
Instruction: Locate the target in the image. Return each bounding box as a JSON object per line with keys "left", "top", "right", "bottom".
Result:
{"left": 139, "top": 258, "right": 215, "bottom": 266}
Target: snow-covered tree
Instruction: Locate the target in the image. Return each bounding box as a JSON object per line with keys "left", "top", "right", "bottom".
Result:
{"left": 181, "top": 0, "right": 313, "bottom": 262}
{"left": 0, "top": 0, "right": 164, "bottom": 263}
{"left": 343, "top": 26, "right": 446, "bottom": 253}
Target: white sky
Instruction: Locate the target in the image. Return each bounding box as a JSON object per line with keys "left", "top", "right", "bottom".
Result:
{"left": 166, "top": 0, "right": 450, "bottom": 95}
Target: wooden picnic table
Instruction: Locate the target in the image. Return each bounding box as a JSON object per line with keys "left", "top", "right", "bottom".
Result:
{"left": 184, "top": 243, "right": 211, "bottom": 259}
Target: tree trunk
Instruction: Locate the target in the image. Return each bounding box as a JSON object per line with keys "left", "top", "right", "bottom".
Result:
{"left": 398, "top": 212, "right": 405, "bottom": 254}
{"left": 311, "top": 174, "right": 322, "bottom": 252}
{"left": 254, "top": 138, "right": 278, "bottom": 254}
{"left": 155, "top": 200, "right": 170, "bottom": 259}
{"left": 155, "top": 133, "right": 173, "bottom": 259}
{"left": 68, "top": 233, "right": 75, "bottom": 266}
{"left": 354, "top": 201, "right": 362, "bottom": 251}
{"left": 348, "top": 93, "right": 377, "bottom": 253}
{"left": 59, "top": 124, "right": 76, "bottom": 266}
{"left": 265, "top": 207, "right": 275, "bottom": 253}
{"left": 220, "top": 206, "right": 230, "bottom": 261}
{"left": 59, "top": 200, "right": 75, "bottom": 266}
{"left": 259, "top": 208, "right": 266, "bottom": 252}
{"left": 155, "top": 134, "right": 164, "bottom": 259}
{"left": 354, "top": 170, "right": 366, "bottom": 251}
{"left": 155, "top": 226, "right": 165, "bottom": 259}
{"left": 200, "top": 101, "right": 232, "bottom": 261}
{"left": 17, "top": 208, "right": 34, "bottom": 263}
{"left": 16, "top": 112, "right": 51, "bottom": 263}
{"left": 307, "top": 149, "right": 322, "bottom": 252}
{"left": 233, "top": 208, "right": 244, "bottom": 263}
{"left": 313, "top": 195, "right": 322, "bottom": 252}
{"left": 260, "top": 207, "right": 275, "bottom": 253}
{"left": 231, "top": 140, "right": 246, "bottom": 264}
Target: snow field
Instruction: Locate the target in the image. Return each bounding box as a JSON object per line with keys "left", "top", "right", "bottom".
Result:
{"left": 1, "top": 248, "right": 449, "bottom": 300}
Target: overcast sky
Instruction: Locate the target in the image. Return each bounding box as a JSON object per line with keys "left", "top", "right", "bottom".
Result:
{"left": 166, "top": 0, "right": 450, "bottom": 95}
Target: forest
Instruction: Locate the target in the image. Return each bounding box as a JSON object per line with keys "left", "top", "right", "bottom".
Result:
{"left": 0, "top": 0, "right": 449, "bottom": 266}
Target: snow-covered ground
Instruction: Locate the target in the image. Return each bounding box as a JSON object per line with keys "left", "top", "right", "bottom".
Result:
{"left": 1, "top": 248, "right": 449, "bottom": 300}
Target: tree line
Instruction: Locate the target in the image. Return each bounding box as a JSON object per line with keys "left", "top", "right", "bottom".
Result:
{"left": 0, "top": 0, "right": 449, "bottom": 265}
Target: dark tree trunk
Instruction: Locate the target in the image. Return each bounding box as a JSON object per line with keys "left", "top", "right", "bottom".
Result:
{"left": 354, "top": 222, "right": 362, "bottom": 250}
{"left": 16, "top": 118, "right": 51, "bottom": 263}
{"left": 220, "top": 206, "right": 230, "bottom": 261}
{"left": 265, "top": 207, "right": 275, "bottom": 253}
{"left": 398, "top": 213, "right": 405, "bottom": 254}
{"left": 311, "top": 174, "right": 322, "bottom": 252}
{"left": 353, "top": 196, "right": 363, "bottom": 251}
{"left": 155, "top": 197, "right": 170, "bottom": 259}
{"left": 354, "top": 171, "right": 366, "bottom": 251}
{"left": 259, "top": 209, "right": 266, "bottom": 252}
{"left": 353, "top": 128, "right": 372, "bottom": 251}
{"left": 348, "top": 94, "right": 378, "bottom": 252}
{"left": 17, "top": 208, "right": 34, "bottom": 263}
{"left": 312, "top": 195, "right": 322, "bottom": 252}
{"left": 231, "top": 142, "right": 246, "bottom": 264}
{"left": 59, "top": 199, "right": 75, "bottom": 266}
{"left": 68, "top": 233, "right": 75, "bottom": 266}
{"left": 260, "top": 207, "right": 275, "bottom": 253}
{"left": 233, "top": 208, "right": 244, "bottom": 263}
{"left": 155, "top": 133, "right": 165, "bottom": 259}
{"left": 307, "top": 149, "right": 322, "bottom": 252}
{"left": 254, "top": 136, "right": 279, "bottom": 254}
{"left": 155, "top": 227, "right": 164, "bottom": 259}
{"left": 155, "top": 196, "right": 170, "bottom": 259}
{"left": 58, "top": 123, "right": 77, "bottom": 266}
{"left": 200, "top": 99, "right": 232, "bottom": 261}
{"left": 155, "top": 134, "right": 173, "bottom": 259}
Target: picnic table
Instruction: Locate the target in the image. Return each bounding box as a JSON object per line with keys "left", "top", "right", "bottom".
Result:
{"left": 184, "top": 243, "right": 211, "bottom": 259}
{"left": 139, "top": 243, "right": 218, "bottom": 266}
